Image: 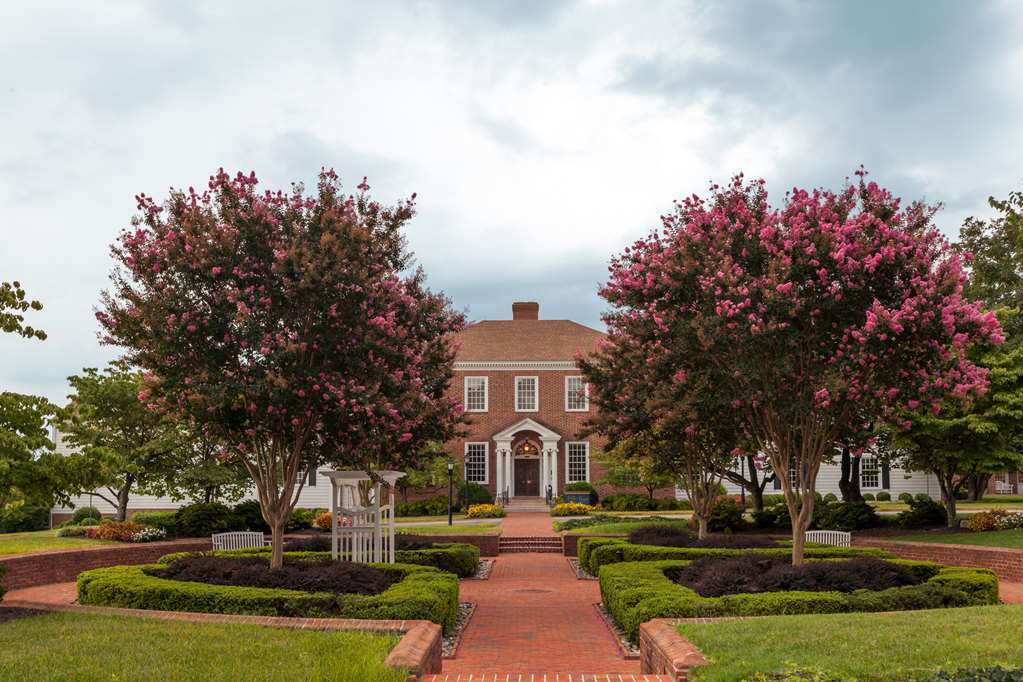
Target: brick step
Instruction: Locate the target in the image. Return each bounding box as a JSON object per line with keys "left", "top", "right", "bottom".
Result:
{"left": 422, "top": 675, "right": 672, "bottom": 681}
{"left": 499, "top": 536, "right": 564, "bottom": 554}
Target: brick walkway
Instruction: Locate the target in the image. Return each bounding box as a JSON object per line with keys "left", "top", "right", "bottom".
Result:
{"left": 445, "top": 552, "right": 637, "bottom": 675}
{"left": 500, "top": 512, "right": 560, "bottom": 537}
{"left": 4, "top": 582, "right": 77, "bottom": 605}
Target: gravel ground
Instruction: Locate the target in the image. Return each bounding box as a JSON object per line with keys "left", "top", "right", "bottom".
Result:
{"left": 443, "top": 602, "right": 476, "bottom": 658}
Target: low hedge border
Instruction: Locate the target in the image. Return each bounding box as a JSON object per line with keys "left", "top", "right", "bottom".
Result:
{"left": 159, "top": 542, "right": 481, "bottom": 579}
{"left": 600, "top": 558, "right": 999, "bottom": 642}
{"left": 578, "top": 537, "right": 892, "bottom": 576}
{"left": 77, "top": 560, "right": 460, "bottom": 633}
{"left": 0, "top": 563, "right": 6, "bottom": 601}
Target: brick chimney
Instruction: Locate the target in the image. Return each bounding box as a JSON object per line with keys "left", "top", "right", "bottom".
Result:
{"left": 512, "top": 301, "right": 539, "bottom": 320}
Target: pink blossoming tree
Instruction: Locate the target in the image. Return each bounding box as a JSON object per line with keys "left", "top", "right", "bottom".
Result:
{"left": 98, "top": 169, "right": 465, "bottom": 567}
{"left": 588, "top": 171, "right": 1003, "bottom": 564}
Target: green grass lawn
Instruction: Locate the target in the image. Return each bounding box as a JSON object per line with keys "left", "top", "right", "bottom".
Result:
{"left": 563, "top": 518, "right": 690, "bottom": 535}
{"left": 890, "top": 528, "right": 1023, "bottom": 548}
{"left": 679, "top": 605, "right": 1023, "bottom": 681}
{"left": 0, "top": 611, "right": 405, "bottom": 681}
{"left": 0, "top": 529, "right": 114, "bottom": 557}
{"left": 873, "top": 499, "right": 1023, "bottom": 512}
{"left": 394, "top": 513, "right": 467, "bottom": 523}
{"left": 396, "top": 522, "right": 501, "bottom": 535}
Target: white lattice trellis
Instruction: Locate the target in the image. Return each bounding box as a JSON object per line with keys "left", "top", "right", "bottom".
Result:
{"left": 322, "top": 470, "right": 405, "bottom": 563}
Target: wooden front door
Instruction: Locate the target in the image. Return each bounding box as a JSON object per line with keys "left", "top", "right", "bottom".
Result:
{"left": 514, "top": 458, "right": 540, "bottom": 496}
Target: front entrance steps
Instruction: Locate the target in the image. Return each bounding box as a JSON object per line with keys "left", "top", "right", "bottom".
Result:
{"left": 503, "top": 497, "right": 551, "bottom": 513}
{"left": 499, "top": 536, "right": 562, "bottom": 553}
{"left": 423, "top": 675, "right": 672, "bottom": 681}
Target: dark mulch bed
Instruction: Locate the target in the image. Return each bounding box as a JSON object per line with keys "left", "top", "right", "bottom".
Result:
{"left": 283, "top": 534, "right": 433, "bottom": 552}
{"left": 675, "top": 555, "right": 920, "bottom": 597}
{"left": 148, "top": 556, "right": 392, "bottom": 595}
{"left": 0, "top": 607, "right": 48, "bottom": 624}
{"left": 628, "top": 525, "right": 778, "bottom": 549}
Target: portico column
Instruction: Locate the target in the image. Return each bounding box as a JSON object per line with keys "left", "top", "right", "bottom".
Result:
{"left": 542, "top": 439, "right": 559, "bottom": 498}
{"left": 540, "top": 450, "right": 549, "bottom": 498}
{"left": 495, "top": 440, "right": 511, "bottom": 501}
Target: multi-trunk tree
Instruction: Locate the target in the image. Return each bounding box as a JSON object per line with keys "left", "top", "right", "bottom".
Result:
{"left": 590, "top": 171, "right": 1002, "bottom": 564}
{"left": 98, "top": 169, "right": 465, "bottom": 566}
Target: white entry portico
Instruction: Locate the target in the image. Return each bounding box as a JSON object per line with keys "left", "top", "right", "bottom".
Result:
{"left": 492, "top": 417, "right": 562, "bottom": 499}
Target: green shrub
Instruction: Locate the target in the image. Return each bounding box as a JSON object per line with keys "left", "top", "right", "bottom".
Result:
{"left": 232, "top": 500, "right": 267, "bottom": 532}
{"left": 599, "top": 559, "right": 998, "bottom": 641}
{"left": 396, "top": 495, "right": 450, "bottom": 517}
{"left": 132, "top": 511, "right": 178, "bottom": 535}
{"left": 551, "top": 502, "right": 596, "bottom": 516}
{"left": 761, "top": 494, "right": 785, "bottom": 507}
{"left": 553, "top": 514, "right": 637, "bottom": 532}
{"left": 752, "top": 506, "right": 782, "bottom": 529}
{"left": 897, "top": 496, "right": 947, "bottom": 528}
{"left": 814, "top": 501, "right": 880, "bottom": 531}
{"left": 286, "top": 508, "right": 319, "bottom": 531}
{"left": 457, "top": 482, "right": 492, "bottom": 509}
{"left": 862, "top": 492, "right": 876, "bottom": 501}
{"left": 466, "top": 504, "right": 505, "bottom": 519}
{"left": 929, "top": 667, "right": 1023, "bottom": 681}
{"left": 0, "top": 504, "right": 50, "bottom": 533}
{"left": 876, "top": 491, "right": 892, "bottom": 501}
{"left": 823, "top": 493, "right": 838, "bottom": 502}
{"left": 707, "top": 498, "right": 744, "bottom": 532}
{"left": 916, "top": 493, "right": 934, "bottom": 503}
{"left": 602, "top": 493, "right": 657, "bottom": 511}
{"left": 174, "top": 503, "right": 243, "bottom": 537}
{"left": 73, "top": 506, "right": 102, "bottom": 524}
{"left": 57, "top": 525, "right": 88, "bottom": 537}
{"left": 898, "top": 492, "right": 914, "bottom": 503}
{"left": 79, "top": 517, "right": 100, "bottom": 527}
{"left": 658, "top": 497, "right": 691, "bottom": 511}
{"left": 77, "top": 560, "right": 460, "bottom": 632}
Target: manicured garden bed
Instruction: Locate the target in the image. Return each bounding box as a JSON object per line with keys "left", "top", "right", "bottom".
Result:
{"left": 0, "top": 529, "right": 114, "bottom": 556}
{"left": 396, "top": 523, "right": 501, "bottom": 536}
{"left": 677, "top": 605, "right": 1023, "bottom": 681}
{"left": 891, "top": 529, "right": 1023, "bottom": 549}
{"left": 0, "top": 611, "right": 405, "bottom": 681}
{"left": 601, "top": 557, "right": 998, "bottom": 641}
{"left": 559, "top": 517, "right": 687, "bottom": 535}
{"left": 78, "top": 557, "right": 460, "bottom": 632}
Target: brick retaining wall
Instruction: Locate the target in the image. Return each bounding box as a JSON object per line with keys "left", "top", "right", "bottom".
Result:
{"left": 639, "top": 619, "right": 708, "bottom": 681}
{"left": 0, "top": 538, "right": 211, "bottom": 591}
{"left": 854, "top": 538, "right": 1023, "bottom": 582}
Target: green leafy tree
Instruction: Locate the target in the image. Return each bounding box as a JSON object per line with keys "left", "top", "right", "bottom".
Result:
{"left": 143, "top": 427, "right": 251, "bottom": 505}
{"left": 397, "top": 443, "right": 461, "bottom": 503}
{"left": 891, "top": 342, "right": 1023, "bottom": 526}
{"left": 0, "top": 281, "right": 46, "bottom": 340}
{"left": 597, "top": 448, "right": 675, "bottom": 500}
{"left": 58, "top": 362, "right": 182, "bottom": 521}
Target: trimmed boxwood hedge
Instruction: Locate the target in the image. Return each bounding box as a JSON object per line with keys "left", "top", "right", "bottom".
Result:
{"left": 159, "top": 541, "right": 481, "bottom": 579}
{"left": 600, "top": 558, "right": 999, "bottom": 641}
{"left": 77, "top": 560, "right": 460, "bottom": 633}
{"left": 577, "top": 537, "right": 892, "bottom": 576}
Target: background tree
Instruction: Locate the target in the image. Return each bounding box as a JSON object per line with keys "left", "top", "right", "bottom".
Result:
{"left": 397, "top": 443, "right": 460, "bottom": 503}
{"left": 597, "top": 448, "right": 676, "bottom": 500}
{"left": 715, "top": 454, "right": 773, "bottom": 512}
{"left": 1, "top": 281, "right": 46, "bottom": 340}
{"left": 891, "top": 342, "right": 1023, "bottom": 526}
{"left": 144, "top": 427, "right": 251, "bottom": 504}
{"left": 97, "top": 169, "right": 465, "bottom": 566}
{"left": 58, "top": 362, "right": 181, "bottom": 521}
{"left": 594, "top": 171, "right": 1001, "bottom": 563}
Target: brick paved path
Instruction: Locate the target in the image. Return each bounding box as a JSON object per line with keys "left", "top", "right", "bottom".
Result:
{"left": 444, "top": 552, "right": 637, "bottom": 675}
{"left": 500, "top": 512, "right": 560, "bottom": 537}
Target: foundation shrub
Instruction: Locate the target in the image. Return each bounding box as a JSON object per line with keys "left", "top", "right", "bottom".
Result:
{"left": 174, "top": 503, "right": 243, "bottom": 537}
{"left": 876, "top": 491, "right": 892, "bottom": 501}
{"left": 0, "top": 504, "right": 50, "bottom": 533}
{"left": 599, "top": 559, "right": 999, "bottom": 641}
{"left": 823, "top": 493, "right": 839, "bottom": 502}
{"left": 705, "top": 498, "right": 744, "bottom": 532}
{"left": 898, "top": 492, "right": 915, "bottom": 503}
{"left": 466, "top": 504, "right": 505, "bottom": 518}
{"left": 553, "top": 515, "right": 637, "bottom": 532}
{"left": 396, "top": 495, "right": 449, "bottom": 517}
{"left": 601, "top": 493, "right": 657, "bottom": 511}
{"left": 79, "top": 517, "right": 100, "bottom": 527}
{"left": 861, "top": 493, "right": 875, "bottom": 501}
{"left": 676, "top": 555, "right": 921, "bottom": 597}
{"left": 131, "top": 511, "right": 178, "bottom": 535}
{"left": 286, "top": 508, "right": 320, "bottom": 531}
{"left": 457, "top": 482, "right": 492, "bottom": 509}
{"left": 814, "top": 501, "right": 880, "bottom": 531}
{"left": 57, "top": 525, "right": 88, "bottom": 537}
{"left": 78, "top": 560, "right": 460, "bottom": 632}
{"left": 897, "top": 496, "right": 948, "bottom": 528}
{"left": 72, "top": 506, "right": 102, "bottom": 523}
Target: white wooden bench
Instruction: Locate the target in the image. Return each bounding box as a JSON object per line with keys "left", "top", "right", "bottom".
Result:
{"left": 211, "top": 531, "right": 271, "bottom": 551}
{"left": 995, "top": 480, "right": 1015, "bottom": 495}
{"left": 805, "top": 530, "right": 852, "bottom": 547}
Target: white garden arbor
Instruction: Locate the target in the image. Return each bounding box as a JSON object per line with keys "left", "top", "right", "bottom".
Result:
{"left": 321, "top": 470, "right": 405, "bottom": 563}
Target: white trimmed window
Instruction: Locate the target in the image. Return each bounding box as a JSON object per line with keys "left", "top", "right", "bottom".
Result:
{"left": 565, "top": 376, "right": 589, "bottom": 411}
{"left": 515, "top": 376, "right": 538, "bottom": 412}
{"left": 464, "top": 377, "right": 488, "bottom": 412}
{"left": 567, "top": 442, "right": 590, "bottom": 483}
{"left": 464, "top": 442, "right": 488, "bottom": 483}
{"left": 860, "top": 456, "right": 879, "bottom": 489}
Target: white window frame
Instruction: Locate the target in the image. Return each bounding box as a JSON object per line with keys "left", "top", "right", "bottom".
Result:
{"left": 860, "top": 455, "right": 880, "bottom": 489}
{"left": 565, "top": 376, "right": 589, "bottom": 412}
{"left": 463, "top": 376, "right": 489, "bottom": 412}
{"left": 566, "top": 441, "right": 590, "bottom": 483}
{"left": 464, "top": 442, "right": 489, "bottom": 484}
{"left": 515, "top": 376, "right": 539, "bottom": 412}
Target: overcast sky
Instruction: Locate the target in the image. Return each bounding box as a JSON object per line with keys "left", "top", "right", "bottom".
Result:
{"left": 2, "top": 1, "right": 1022, "bottom": 404}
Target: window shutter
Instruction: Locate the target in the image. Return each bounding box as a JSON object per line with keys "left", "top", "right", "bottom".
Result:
{"left": 773, "top": 474, "right": 781, "bottom": 490}
{"left": 308, "top": 469, "right": 317, "bottom": 487}
{"left": 881, "top": 463, "right": 890, "bottom": 489}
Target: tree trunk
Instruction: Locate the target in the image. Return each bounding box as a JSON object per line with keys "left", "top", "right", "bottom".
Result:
{"left": 646, "top": 485, "right": 656, "bottom": 501}
{"left": 967, "top": 474, "right": 990, "bottom": 502}
{"left": 748, "top": 484, "right": 764, "bottom": 513}
{"left": 937, "top": 472, "right": 959, "bottom": 529}
{"left": 791, "top": 525, "right": 807, "bottom": 566}
{"left": 269, "top": 517, "right": 285, "bottom": 569}
{"left": 115, "top": 481, "right": 133, "bottom": 522}
{"left": 696, "top": 515, "right": 708, "bottom": 539}
{"left": 838, "top": 448, "right": 863, "bottom": 503}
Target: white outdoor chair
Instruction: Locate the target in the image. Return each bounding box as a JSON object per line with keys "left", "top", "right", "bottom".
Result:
{"left": 211, "top": 531, "right": 271, "bottom": 551}
{"left": 994, "top": 480, "right": 1014, "bottom": 495}
{"left": 805, "top": 530, "right": 852, "bottom": 547}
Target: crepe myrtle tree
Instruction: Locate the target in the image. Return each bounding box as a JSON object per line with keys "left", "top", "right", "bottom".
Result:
{"left": 97, "top": 169, "right": 465, "bottom": 567}
{"left": 591, "top": 170, "right": 1002, "bottom": 564}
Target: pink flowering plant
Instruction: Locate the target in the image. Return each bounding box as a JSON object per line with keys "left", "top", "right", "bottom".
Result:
{"left": 584, "top": 170, "right": 1002, "bottom": 564}
{"left": 97, "top": 169, "right": 465, "bottom": 567}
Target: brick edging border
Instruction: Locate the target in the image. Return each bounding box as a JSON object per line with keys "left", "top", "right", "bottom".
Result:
{"left": 853, "top": 537, "right": 1023, "bottom": 582}
{"left": 2, "top": 599, "right": 442, "bottom": 679}
{"left": 639, "top": 619, "right": 708, "bottom": 681}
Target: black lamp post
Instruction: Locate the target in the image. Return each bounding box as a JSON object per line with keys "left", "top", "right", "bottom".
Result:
{"left": 447, "top": 458, "right": 454, "bottom": 526}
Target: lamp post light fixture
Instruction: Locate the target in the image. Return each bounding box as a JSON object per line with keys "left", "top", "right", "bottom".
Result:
{"left": 447, "top": 458, "right": 454, "bottom": 526}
